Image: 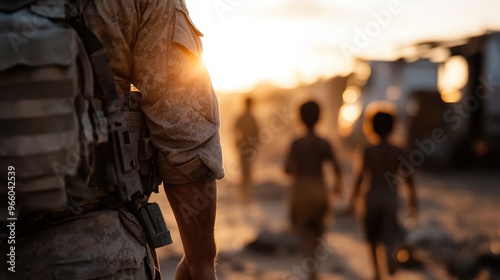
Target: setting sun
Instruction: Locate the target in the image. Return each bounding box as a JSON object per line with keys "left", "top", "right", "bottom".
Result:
{"left": 201, "top": 18, "right": 351, "bottom": 93}
{"left": 187, "top": 0, "right": 500, "bottom": 93}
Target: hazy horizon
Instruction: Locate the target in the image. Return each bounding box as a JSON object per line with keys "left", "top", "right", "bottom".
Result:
{"left": 186, "top": 0, "right": 500, "bottom": 93}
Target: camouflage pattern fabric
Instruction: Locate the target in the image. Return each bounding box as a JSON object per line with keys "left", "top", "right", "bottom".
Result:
{"left": 84, "top": 0, "right": 225, "bottom": 184}
{"left": 4, "top": 0, "right": 224, "bottom": 279}
{"left": 16, "top": 208, "right": 154, "bottom": 279}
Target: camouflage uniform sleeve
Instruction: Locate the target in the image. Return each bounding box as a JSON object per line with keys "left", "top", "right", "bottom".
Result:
{"left": 132, "top": 0, "right": 224, "bottom": 184}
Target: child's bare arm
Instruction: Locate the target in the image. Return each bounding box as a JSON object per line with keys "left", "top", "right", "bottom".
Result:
{"left": 349, "top": 168, "right": 363, "bottom": 208}
{"left": 348, "top": 149, "right": 367, "bottom": 212}
{"left": 284, "top": 142, "right": 297, "bottom": 175}
{"left": 405, "top": 175, "right": 418, "bottom": 217}
{"left": 330, "top": 149, "right": 343, "bottom": 197}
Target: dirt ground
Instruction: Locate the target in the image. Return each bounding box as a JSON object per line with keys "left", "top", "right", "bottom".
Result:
{"left": 151, "top": 92, "right": 500, "bottom": 280}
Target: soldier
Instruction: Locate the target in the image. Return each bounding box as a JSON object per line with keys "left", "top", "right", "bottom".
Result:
{"left": 11, "top": 0, "right": 224, "bottom": 279}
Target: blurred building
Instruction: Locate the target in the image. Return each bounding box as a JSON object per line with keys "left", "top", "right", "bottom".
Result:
{"left": 336, "top": 31, "right": 500, "bottom": 169}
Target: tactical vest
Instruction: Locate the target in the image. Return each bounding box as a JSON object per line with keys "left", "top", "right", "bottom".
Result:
{"left": 0, "top": 0, "right": 161, "bottom": 221}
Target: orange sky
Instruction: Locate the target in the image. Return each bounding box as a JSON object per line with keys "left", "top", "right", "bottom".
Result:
{"left": 187, "top": 0, "right": 500, "bottom": 93}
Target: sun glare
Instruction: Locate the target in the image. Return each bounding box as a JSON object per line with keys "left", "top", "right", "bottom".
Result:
{"left": 189, "top": 0, "right": 500, "bottom": 93}
{"left": 202, "top": 33, "right": 304, "bottom": 93}
{"left": 342, "top": 87, "right": 361, "bottom": 104}
{"left": 201, "top": 18, "right": 352, "bottom": 93}
{"left": 338, "top": 103, "right": 362, "bottom": 137}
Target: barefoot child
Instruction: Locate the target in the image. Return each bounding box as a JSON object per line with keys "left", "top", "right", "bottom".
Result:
{"left": 285, "top": 101, "right": 342, "bottom": 280}
{"left": 349, "top": 110, "right": 418, "bottom": 280}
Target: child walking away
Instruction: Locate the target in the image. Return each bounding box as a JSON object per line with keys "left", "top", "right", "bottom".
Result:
{"left": 234, "top": 97, "right": 260, "bottom": 203}
{"left": 285, "top": 101, "right": 342, "bottom": 280}
{"left": 348, "top": 110, "right": 418, "bottom": 280}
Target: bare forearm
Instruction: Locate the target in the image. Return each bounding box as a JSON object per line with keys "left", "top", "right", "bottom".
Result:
{"left": 351, "top": 175, "right": 363, "bottom": 203}
{"left": 405, "top": 176, "right": 418, "bottom": 215}
{"left": 164, "top": 180, "right": 218, "bottom": 280}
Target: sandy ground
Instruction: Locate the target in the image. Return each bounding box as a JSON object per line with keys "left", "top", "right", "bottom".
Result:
{"left": 150, "top": 92, "right": 500, "bottom": 280}
{"left": 152, "top": 169, "right": 500, "bottom": 280}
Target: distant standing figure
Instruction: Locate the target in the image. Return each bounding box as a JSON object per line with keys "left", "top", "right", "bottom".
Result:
{"left": 349, "top": 111, "right": 418, "bottom": 280}
{"left": 285, "top": 101, "right": 342, "bottom": 280}
{"left": 235, "top": 97, "right": 260, "bottom": 202}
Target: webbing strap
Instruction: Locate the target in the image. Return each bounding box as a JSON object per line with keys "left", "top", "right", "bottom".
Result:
{"left": 69, "top": 19, "right": 119, "bottom": 110}
{"left": 0, "top": 114, "right": 75, "bottom": 137}
{"left": 0, "top": 80, "right": 74, "bottom": 101}
{"left": 0, "top": 149, "right": 73, "bottom": 178}
{"left": 70, "top": 14, "right": 143, "bottom": 203}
